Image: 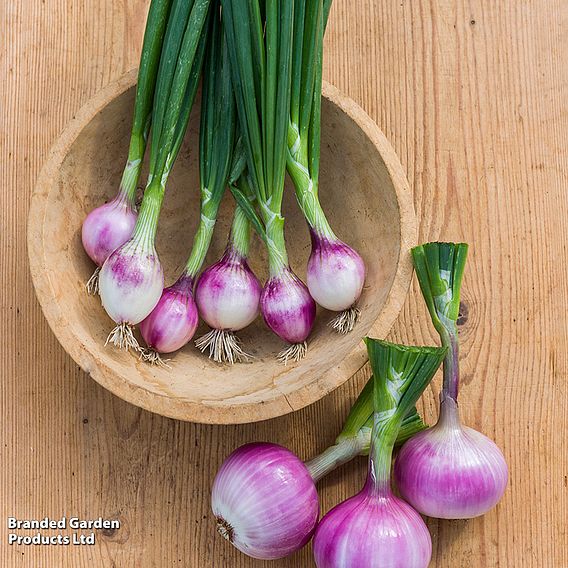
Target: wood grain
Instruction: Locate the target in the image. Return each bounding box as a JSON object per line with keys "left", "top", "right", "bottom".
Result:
{"left": 2, "top": 0, "right": 566, "bottom": 566}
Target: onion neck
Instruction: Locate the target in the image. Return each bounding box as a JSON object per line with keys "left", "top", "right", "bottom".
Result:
{"left": 286, "top": 145, "right": 335, "bottom": 240}
{"left": 184, "top": 199, "right": 219, "bottom": 279}
{"left": 440, "top": 321, "right": 460, "bottom": 402}
{"left": 367, "top": 418, "right": 398, "bottom": 497}
{"left": 117, "top": 133, "right": 146, "bottom": 206}
{"left": 228, "top": 205, "right": 251, "bottom": 259}
{"left": 436, "top": 395, "right": 462, "bottom": 430}
{"left": 305, "top": 431, "right": 367, "bottom": 483}
{"left": 262, "top": 205, "right": 289, "bottom": 276}
{"left": 131, "top": 180, "right": 163, "bottom": 250}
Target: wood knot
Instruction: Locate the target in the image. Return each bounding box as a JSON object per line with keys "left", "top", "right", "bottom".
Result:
{"left": 457, "top": 301, "right": 469, "bottom": 326}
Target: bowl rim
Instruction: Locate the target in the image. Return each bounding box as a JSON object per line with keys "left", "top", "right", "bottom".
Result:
{"left": 27, "top": 69, "right": 417, "bottom": 424}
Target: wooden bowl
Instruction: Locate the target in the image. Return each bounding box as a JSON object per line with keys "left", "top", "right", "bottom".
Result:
{"left": 28, "top": 69, "right": 416, "bottom": 424}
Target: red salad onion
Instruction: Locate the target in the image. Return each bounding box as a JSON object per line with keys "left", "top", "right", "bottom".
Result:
{"left": 313, "top": 339, "right": 446, "bottom": 568}
{"left": 195, "top": 184, "right": 262, "bottom": 364}
{"left": 261, "top": 264, "right": 316, "bottom": 363}
{"left": 139, "top": 275, "right": 198, "bottom": 361}
{"left": 393, "top": 242, "right": 508, "bottom": 519}
{"left": 286, "top": 0, "right": 366, "bottom": 334}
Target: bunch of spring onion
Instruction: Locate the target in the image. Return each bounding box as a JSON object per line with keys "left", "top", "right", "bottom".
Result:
{"left": 222, "top": 0, "right": 317, "bottom": 363}
{"left": 99, "top": 0, "right": 212, "bottom": 350}
{"left": 194, "top": 166, "right": 263, "bottom": 364}
{"left": 394, "top": 242, "right": 508, "bottom": 518}
{"left": 139, "top": 10, "right": 244, "bottom": 364}
{"left": 286, "top": 0, "right": 366, "bottom": 334}
{"left": 81, "top": 0, "right": 173, "bottom": 294}
{"left": 211, "top": 370, "right": 428, "bottom": 560}
{"left": 313, "top": 339, "right": 446, "bottom": 567}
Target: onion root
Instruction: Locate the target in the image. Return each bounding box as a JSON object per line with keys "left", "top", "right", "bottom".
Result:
{"left": 278, "top": 341, "right": 308, "bottom": 365}
{"left": 195, "top": 329, "right": 252, "bottom": 364}
{"left": 329, "top": 306, "right": 360, "bottom": 334}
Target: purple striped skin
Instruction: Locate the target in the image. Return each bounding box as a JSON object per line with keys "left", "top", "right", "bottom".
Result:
{"left": 195, "top": 250, "right": 261, "bottom": 331}
{"left": 99, "top": 239, "right": 164, "bottom": 325}
{"left": 394, "top": 399, "right": 508, "bottom": 519}
{"left": 313, "top": 486, "right": 432, "bottom": 568}
{"left": 211, "top": 443, "right": 319, "bottom": 560}
{"left": 82, "top": 197, "right": 137, "bottom": 267}
{"left": 307, "top": 233, "right": 366, "bottom": 312}
{"left": 139, "top": 275, "right": 198, "bottom": 354}
{"left": 260, "top": 268, "right": 316, "bottom": 344}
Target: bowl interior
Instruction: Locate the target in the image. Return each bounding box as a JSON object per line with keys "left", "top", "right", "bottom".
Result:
{"left": 33, "top": 80, "right": 408, "bottom": 423}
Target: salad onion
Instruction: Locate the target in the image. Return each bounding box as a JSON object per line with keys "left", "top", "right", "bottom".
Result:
{"left": 287, "top": 0, "right": 366, "bottom": 334}
{"left": 313, "top": 339, "right": 446, "bottom": 568}
{"left": 394, "top": 242, "right": 508, "bottom": 519}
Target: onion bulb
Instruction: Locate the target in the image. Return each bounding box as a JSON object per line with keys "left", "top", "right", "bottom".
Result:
{"left": 211, "top": 443, "right": 319, "bottom": 560}
{"left": 394, "top": 397, "right": 508, "bottom": 519}
{"left": 307, "top": 232, "right": 366, "bottom": 334}
{"left": 260, "top": 266, "right": 316, "bottom": 364}
{"left": 313, "top": 485, "right": 432, "bottom": 568}
{"left": 139, "top": 274, "right": 199, "bottom": 363}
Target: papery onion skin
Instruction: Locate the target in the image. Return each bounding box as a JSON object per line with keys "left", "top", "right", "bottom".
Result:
{"left": 211, "top": 442, "right": 319, "bottom": 560}
{"left": 313, "top": 486, "right": 432, "bottom": 568}
{"left": 261, "top": 268, "right": 316, "bottom": 344}
{"left": 99, "top": 238, "right": 164, "bottom": 325}
{"left": 195, "top": 250, "right": 261, "bottom": 331}
{"left": 82, "top": 198, "right": 137, "bottom": 267}
{"left": 307, "top": 233, "right": 366, "bottom": 312}
{"left": 394, "top": 398, "right": 508, "bottom": 519}
{"left": 139, "top": 275, "right": 198, "bottom": 353}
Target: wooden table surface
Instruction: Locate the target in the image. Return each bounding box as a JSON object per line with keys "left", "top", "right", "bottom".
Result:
{"left": 2, "top": 1, "right": 567, "bottom": 566}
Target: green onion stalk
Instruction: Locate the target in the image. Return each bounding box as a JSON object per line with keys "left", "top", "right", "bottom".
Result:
{"left": 81, "top": 0, "right": 173, "bottom": 295}
{"left": 312, "top": 339, "right": 447, "bottom": 567}
{"left": 305, "top": 374, "right": 428, "bottom": 482}
{"left": 223, "top": 0, "right": 317, "bottom": 364}
{"left": 139, "top": 13, "right": 242, "bottom": 364}
{"left": 99, "top": 0, "right": 212, "bottom": 351}
{"left": 286, "top": 0, "right": 366, "bottom": 335}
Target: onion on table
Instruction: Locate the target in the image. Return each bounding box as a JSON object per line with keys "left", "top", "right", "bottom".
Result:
{"left": 394, "top": 242, "right": 508, "bottom": 519}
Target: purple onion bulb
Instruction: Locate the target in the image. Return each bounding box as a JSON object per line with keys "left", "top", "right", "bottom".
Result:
{"left": 195, "top": 250, "right": 261, "bottom": 331}
{"left": 139, "top": 275, "right": 199, "bottom": 354}
{"left": 307, "top": 234, "right": 366, "bottom": 312}
{"left": 82, "top": 197, "right": 137, "bottom": 267}
{"left": 313, "top": 485, "right": 432, "bottom": 568}
{"left": 99, "top": 238, "right": 164, "bottom": 326}
{"left": 261, "top": 267, "right": 316, "bottom": 344}
{"left": 211, "top": 443, "right": 319, "bottom": 560}
{"left": 394, "top": 397, "right": 508, "bottom": 519}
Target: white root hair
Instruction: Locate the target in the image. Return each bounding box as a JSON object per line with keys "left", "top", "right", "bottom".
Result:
{"left": 86, "top": 266, "right": 101, "bottom": 296}
{"left": 195, "top": 329, "right": 252, "bottom": 364}
{"left": 105, "top": 322, "right": 141, "bottom": 352}
{"left": 277, "top": 341, "right": 308, "bottom": 365}
{"left": 139, "top": 348, "right": 171, "bottom": 368}
{"left": 329, "top": 306, "right": 360, "bottom": 334}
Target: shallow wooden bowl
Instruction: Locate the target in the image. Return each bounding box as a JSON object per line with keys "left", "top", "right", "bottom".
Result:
{"left": 28, "top": 69, "right": 416, "bottom": 424}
